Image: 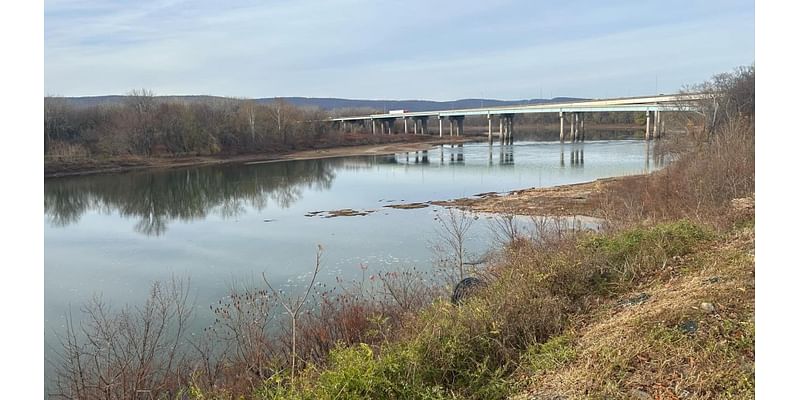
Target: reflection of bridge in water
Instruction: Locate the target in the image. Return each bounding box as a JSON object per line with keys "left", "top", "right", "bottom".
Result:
{"left": 392, "top": 142, "right": 669, "bottom": 172}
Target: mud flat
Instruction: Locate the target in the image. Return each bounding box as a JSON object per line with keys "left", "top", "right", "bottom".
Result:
{"left": 431, "top": 175, "right": 647, "bottom": 217}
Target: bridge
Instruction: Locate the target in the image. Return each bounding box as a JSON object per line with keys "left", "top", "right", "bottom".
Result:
{"left": 329, "top": 93, "right": 705, "bottom": 144}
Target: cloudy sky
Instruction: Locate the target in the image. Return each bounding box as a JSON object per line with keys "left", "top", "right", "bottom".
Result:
{"left": 44, "top": 0, "right": 754, "bottom": 100}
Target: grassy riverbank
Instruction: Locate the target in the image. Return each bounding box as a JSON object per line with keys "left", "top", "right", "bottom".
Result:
{"left": 220, "top": 219, "right": 752, "bottom": 400}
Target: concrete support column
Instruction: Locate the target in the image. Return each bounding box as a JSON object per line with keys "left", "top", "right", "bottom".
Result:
{"left": 439, "top": 116, "right": 443, "bottom": 137}
{"left": 645, "top": 111, "right": 651, "bottom": 140}
{"left": 404, "top": 118, "right": 408, "bottom": 134}
{"left": 413, "top": 120, "right": 418, "bottom": 135}
{"left": 499, "top": 118, "right": 505, "bottom": 144}
{"left": 449, "top": 119, "right": 453, "bottom": 136}
{"left": 571, "top": 113, "right": 576, "bottom": 142}
{"left": 653, "top": 110, "right": 659, "bottom": 139}
{"left": 501, "top": 117, "right": 505, "bottom": 145}
{"left": 559, "top": 112, "right": 565, "bottom": 143}
{"left": 499, "top": 115, "right": 513, "bottom": 145}
{"left": 488, "top": 115, "right": 493, "bottom": 146}
{"left": 457, "top": 118, "right": 464, "bottom": 136}
{"left": 371, "top": 119, "right": 376, "bottom": 135}
{"left": 506, "top": 116, "right": 511, "bottom": 145}
{"left": 508, "top": 115, "right": 514, "bottom": 145}
{"left": 421, "top": 118, "right": 428, "bottom": 135}
{"left": 506, "top": 117, "right": 510, "bottom": 145}
{"left": 579, "top": 113, "right": 585, "bottom": 142}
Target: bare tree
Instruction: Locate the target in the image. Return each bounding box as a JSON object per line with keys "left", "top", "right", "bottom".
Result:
{"left": 681, "top": 64, "right": 755, "bottom": 139}
{"left": 262, "top": 245, "right": 323, "bottom": 384}
{"left": 240, "top": 99, "right": 257, "bottom": 144}
{"left": 432, "top": 208, "right": 476, "bottom": 282}
{"left": 205, "top": 282, "right": 278, "bottom": 388}
{"left": 126, "top": 89, "right": 157, "bottom": 154}
{"left": 51, "top": 277, "right": 193, "bottom": 399}
{"left": 267, "top": 99, "right": 287, "bottom": 144}
{"left": 488, "top": 212, "right": 523, "bottom": 247}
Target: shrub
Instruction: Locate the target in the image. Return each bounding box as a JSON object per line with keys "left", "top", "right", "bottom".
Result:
{"left": 520, "top": 334, "right": 578, "bottom": 375}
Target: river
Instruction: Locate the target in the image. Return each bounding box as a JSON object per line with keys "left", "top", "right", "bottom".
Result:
{"left": 44, "top": 139, "right": 664, "bottom": 383}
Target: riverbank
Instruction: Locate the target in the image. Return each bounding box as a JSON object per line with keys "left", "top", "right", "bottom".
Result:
{"left": 45, "top": 134, "right": 473, "bottom": 178}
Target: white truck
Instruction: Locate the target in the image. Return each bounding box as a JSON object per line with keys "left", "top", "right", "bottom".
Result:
{"left": 388, "top": 109, "right": 408, "bottom": 115}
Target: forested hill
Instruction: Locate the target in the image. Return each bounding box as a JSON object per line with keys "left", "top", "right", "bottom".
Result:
{"left": 56, "top": 95, "right": 584, "bottom": 112}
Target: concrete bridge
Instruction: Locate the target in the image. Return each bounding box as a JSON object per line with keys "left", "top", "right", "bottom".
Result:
{"left": 329, "top": 93, "right": 705, "bottom": 144}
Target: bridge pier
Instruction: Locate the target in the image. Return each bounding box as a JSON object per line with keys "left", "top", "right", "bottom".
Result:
{"left": 499, "top": 117, "right": 505, "bottom": 144}
{"left": 439, "top": 116, "right": 443, "bottom": 137}
{"left": 504, "top": 114, "right": 514, "bottom": 145}
{"left": 560, "top": 112, "right": 565, "bottom": 143}
{"left": 371, "top": 119, "right": 376, "bottom": 135}
{"left": 380, "top": 118, "right": 396, "bottom": 135}
{"left": 653, "top": 111, "right": 658, "bottom": 139}
{"left": 571, "top": 113, "right": 577, "bottom": 142}
{"left": 487, "top": 115, "right": 493, "bottom": 146}
{"left": 404, "top": 118, "right": 408, "bottom": 134}
{"left": 509, "top": 116, "right": 514, "bottom": 144}
{"left": 655, "top": 110, "right": 663, "bottom": 139}
{"left": 645, "top": 111, "right": 651, "bottom": 140}
{"left": 449, "top": 116, "right": 464, "bottom": 136}
{"left": 413, "top": 116, "right": 428, "bottom": 135}
{"left": 579, "top": 113, "right": 585, "bottom": 142}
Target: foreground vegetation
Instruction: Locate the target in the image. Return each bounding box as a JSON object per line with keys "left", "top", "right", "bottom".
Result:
{"left": 49, "top": 66, "right": 754, "bottom": 399}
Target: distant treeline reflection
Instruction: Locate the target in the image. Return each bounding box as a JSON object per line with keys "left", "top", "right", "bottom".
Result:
{"left": 45, "top": 157, "right": 380, "bottom": 236}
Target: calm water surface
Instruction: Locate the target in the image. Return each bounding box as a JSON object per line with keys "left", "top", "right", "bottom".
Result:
{"left": 44, "top": 139, "right": 664, "bottom": 374}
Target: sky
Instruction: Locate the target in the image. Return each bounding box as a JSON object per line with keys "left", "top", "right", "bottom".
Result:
{"left": 44, "top": 0, "right": 755, "bottom": 100}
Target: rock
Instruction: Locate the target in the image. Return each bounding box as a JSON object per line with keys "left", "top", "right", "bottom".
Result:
{"left": 679, "top": 320, "right": 698, "bottom": 334}
{"left": 628, "top": 388, "right": 654, "bottom": 400}
{"left": 703, "top": 276, "right": 721, "bottom": 284}
{"left": 383, "top": 202, "right": 429, "bottom": 210}
{"left": 618, "top": 293, "right": 650, "bottom": 307}
{"left": 700, "top": 302, "right": 716, "bottom": 313}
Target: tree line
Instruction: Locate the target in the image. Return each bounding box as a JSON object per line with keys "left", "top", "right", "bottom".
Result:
{"left": 44, "top": 90, "right": 341, "bottom": 158}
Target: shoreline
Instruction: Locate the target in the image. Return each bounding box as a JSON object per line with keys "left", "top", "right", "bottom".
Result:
{"left": 431, "top": 174, "right": 647, "bottom": 217}
{"left": 44, "top": 136, "right": 474, "bottom": 179}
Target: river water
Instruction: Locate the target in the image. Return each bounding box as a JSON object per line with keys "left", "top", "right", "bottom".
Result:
{"left": 44, "top": 139, "right": 663, "bottom": 380}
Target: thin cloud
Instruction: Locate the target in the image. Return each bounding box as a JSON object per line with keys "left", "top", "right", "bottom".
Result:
{"left": 45, "top": 0, "right": 754, "bottom": 99}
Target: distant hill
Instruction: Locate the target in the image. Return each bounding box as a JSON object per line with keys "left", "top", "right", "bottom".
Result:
{"left": 55, "top": 95, "right": 585, "bottom": 112}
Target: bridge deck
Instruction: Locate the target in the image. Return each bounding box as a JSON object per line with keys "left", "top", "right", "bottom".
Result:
{"left": 329, "top": 93, "right": 704, "bottom": 121}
